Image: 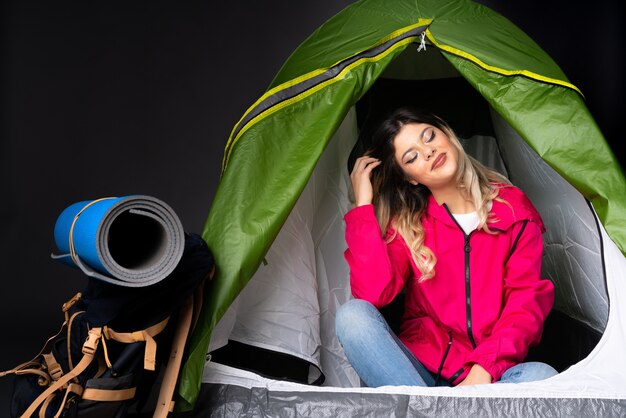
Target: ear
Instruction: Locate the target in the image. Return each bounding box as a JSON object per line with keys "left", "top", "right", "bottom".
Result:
{"left": 408, "top": 178, "right": 419, "bottom": 186}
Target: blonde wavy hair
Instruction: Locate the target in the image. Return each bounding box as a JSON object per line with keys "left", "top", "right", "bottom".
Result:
{"left": 365, "top": 108, "right": 510, "bottom": 281}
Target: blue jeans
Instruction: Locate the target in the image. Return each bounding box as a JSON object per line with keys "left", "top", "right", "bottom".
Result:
{"left": 335, "top": 299, "right": 558, "bottom": 387}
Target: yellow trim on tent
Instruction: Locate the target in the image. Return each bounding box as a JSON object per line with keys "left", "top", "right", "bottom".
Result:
{"left": 221, "top": 19, "right": 433, "bottom": 173}
{"left": 424, "top": 29, "right": 583, "bottom": 96}
{"left": 221, "top": 19, "right": 585, "bottom": 173}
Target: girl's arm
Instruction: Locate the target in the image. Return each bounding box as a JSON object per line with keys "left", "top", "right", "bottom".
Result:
{"left": 344, "top": 204, "right": 411, "bottom": 308}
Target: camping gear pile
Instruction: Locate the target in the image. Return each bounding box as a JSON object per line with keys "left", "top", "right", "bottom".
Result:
{"left": 1, "top": 196, "right": 213, "bottom": 418}
{"left": 175, "top": 0, "right": 626, "bottom": 416}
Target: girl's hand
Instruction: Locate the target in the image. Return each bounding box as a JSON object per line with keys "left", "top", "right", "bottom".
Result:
{"left": 350, "top": 156, "right": 381, "bottom": 206}
{"left": 456, "top": 364, "right": 493, "bottom": 386}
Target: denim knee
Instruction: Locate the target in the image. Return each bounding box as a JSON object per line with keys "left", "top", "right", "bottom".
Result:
{"left": 499, "top": 361, "right": 559, "bottom": 383}
{"left": 523, "top": 362, "right": 559, "bottom": 380}
{"left": 335, "top": 299, "right": 378, "bottom": 344}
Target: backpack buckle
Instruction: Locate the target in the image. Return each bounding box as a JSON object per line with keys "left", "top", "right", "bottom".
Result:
{"left": 62, "top": 292, "right": 82, "bottom": 313}
{"left": 82, "top": 328, "right": 102, "bottom": 356}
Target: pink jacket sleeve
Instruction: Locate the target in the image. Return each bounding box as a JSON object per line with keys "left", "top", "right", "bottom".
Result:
{"left": 344, "top": 205, "right": 412, "bottom": 308}
{"left": 465, "top": 220, "right": 555, "bottom": 381}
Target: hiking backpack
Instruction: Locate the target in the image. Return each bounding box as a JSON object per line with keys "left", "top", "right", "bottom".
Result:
{"left": 1, "top": 232, "right": 213, "bottom": 418}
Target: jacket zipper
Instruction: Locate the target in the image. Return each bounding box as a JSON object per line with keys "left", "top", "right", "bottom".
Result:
{"left": 435, "top": 330, "right": 453, "bottom": 386}
{"left": 464, "top": 233, "right": 477, "bottom": 349}
{"left": 443, "top": 204, "right": 477, "bottom": 349}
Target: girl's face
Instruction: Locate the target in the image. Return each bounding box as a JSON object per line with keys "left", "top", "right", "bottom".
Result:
{"left": 393, "top": 122, "right": 459, "bottom": 190}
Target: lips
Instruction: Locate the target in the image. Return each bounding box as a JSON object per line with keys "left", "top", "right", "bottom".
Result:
{"left": 431, "top": 153, "right": 446, "bottom": 171}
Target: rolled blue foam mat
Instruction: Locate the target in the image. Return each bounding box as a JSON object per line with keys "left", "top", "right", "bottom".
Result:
{"left": 52, "top": 195, "right": 185, "bottom": 287}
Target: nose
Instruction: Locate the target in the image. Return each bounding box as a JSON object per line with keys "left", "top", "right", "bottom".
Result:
{"left": 425, "top": 148, "right": 436, "bottom": 160}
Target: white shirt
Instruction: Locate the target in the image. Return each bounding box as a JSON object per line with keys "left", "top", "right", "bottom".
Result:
{"left": 452, "top": 211, "right": 480, "bottom": 235}
{"left": 451, "top": 201, "right": 492, "bottom": 235}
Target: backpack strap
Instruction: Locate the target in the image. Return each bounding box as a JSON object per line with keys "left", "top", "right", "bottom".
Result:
{"left": 43, "top": 383, "right": 83, "bottom": 418}
{"left": 153, "top": 292, "right": 195, "bottom": 418}
{"left": 42, "top": 353, "right": 63, "bottom": 381}
{"left": 1, "top": 361, "right": 50, "bottom": 387}
{"left": 82, "top": 386, "right": 136, "bottom": 401}
{"left": 0, "top": 294, "right": 79, "bottom": 384}
{"left": 65, "top": 308, "right": 85, "bottom": 373}
{"left": 38, "top": 391, "right": 56, "bottom": 418}
{"left": 21, "top": 327, "right": 102, "bottom": 418}
{"left": 102, "top": 316, "right": 170, "bottom": 371}
{"left": 153, "top": 272, "right": 210, "bottom": 418}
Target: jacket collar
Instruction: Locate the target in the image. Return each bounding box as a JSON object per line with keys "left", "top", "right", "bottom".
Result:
{"left": 424, "top": 184, "right": 545, "bottom": 233}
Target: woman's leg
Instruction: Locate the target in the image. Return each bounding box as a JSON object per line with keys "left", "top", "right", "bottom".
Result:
{"left": 497, "top": 362, "right": 558, "bottom": 384}
{"left": 335, "top": 298, "right": 435, "bottom": 387}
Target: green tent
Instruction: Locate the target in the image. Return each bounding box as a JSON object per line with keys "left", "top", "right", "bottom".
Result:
{"left": 177, "top": 0, "right": 626, "bottom": 414}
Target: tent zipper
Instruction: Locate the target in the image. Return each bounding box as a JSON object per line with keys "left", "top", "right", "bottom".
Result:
{"left": 222, "top": 21, "right": 432, "bottom": 173}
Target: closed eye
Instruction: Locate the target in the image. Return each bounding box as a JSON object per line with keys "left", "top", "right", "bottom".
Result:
{"left": 404, "top": 152, "right": 418, "bottom": 164}
{"left": 424, "top": 128, "right": 435, "bottom": 143}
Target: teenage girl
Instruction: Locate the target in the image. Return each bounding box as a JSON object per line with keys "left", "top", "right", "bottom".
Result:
{"left": 336, "top": 107, "right": 557, "bottom": 387}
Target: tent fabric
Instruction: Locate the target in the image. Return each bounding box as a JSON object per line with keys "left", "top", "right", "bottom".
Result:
{"left": 208, "top": 110, "right": 360, "bottom": 388}
{"left": 268, "top": 1, "right": 575, "bottom": 90}
{"left": 222, "top": 21, "right": 431, "bottom": 172}
{"left": 176, "top": 0, "right": 626, "bottom": 411}
{"left": 489, "top": 110, "right": 608, "bottom": 332}
{"left": 198, "top": 103, "right": 625, "bottom": 398}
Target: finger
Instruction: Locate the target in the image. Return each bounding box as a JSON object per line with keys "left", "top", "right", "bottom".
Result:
{"left": 351, "top": 157, "right": 379, "bottom": 176}
{"left": 355, "top": 157, "right": 380, "bottom": 171}
{"left": 362, "top": 160, "right": 382, "bottom": 174}
{"left": 355, "top": 155, "right": 379, "bottom": 165}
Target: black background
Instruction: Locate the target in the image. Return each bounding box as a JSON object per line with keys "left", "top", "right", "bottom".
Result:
{"left": 1, "top": 0, "right": 623, "bottom": 408}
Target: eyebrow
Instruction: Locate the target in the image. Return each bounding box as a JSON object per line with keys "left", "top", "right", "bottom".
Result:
{"left": 400, "top": 127, "right": 429, "bottom": 160}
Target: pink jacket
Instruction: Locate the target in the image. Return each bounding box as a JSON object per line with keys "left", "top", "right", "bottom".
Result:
{"left": 344, "top": 185, "right": 554, "bottom": 384}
